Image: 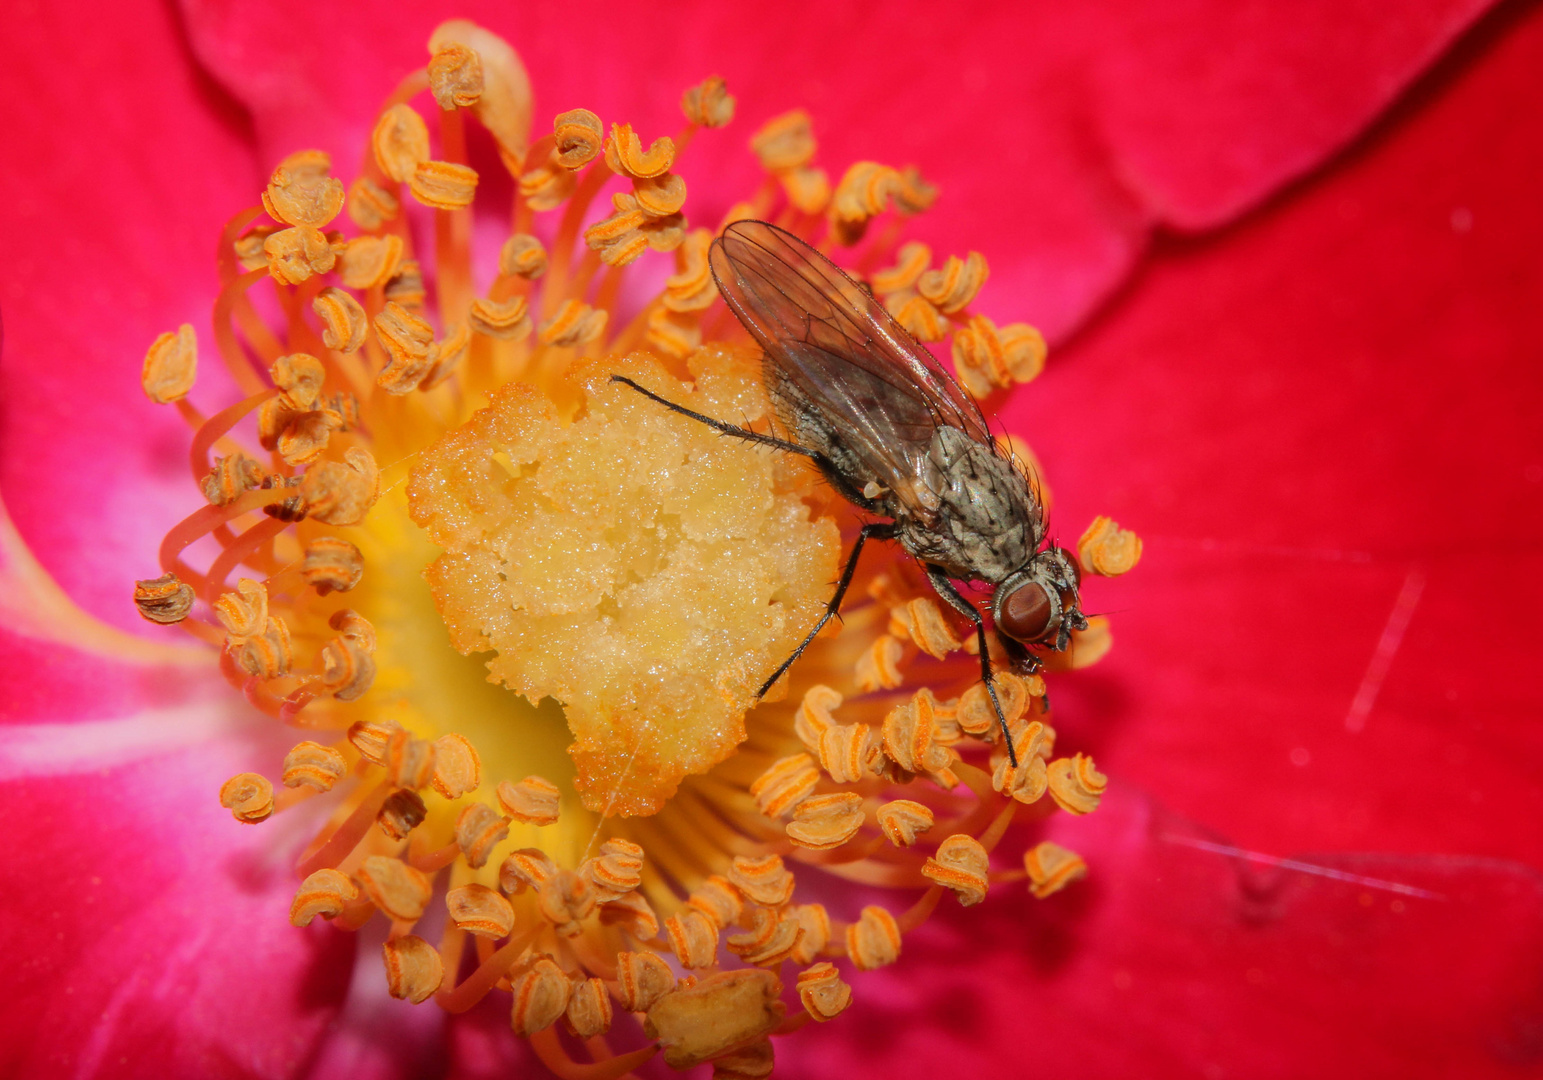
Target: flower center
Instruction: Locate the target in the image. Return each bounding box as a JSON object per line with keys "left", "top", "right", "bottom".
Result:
{"left": 130, "top": 20, "right": 1144, "bottom": 1075}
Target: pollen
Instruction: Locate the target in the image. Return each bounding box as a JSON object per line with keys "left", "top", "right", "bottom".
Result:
{"left": 282, "top": 741, "right": 347, "bottom": 791}
{"left": 495, "top": 775, "right": 560, "bottom": 824}
{"left": 797, "top": 962, "right": 852, "bottom": 1021}
{"left": 409, "top": 349, "right": 837, "bottom": 815}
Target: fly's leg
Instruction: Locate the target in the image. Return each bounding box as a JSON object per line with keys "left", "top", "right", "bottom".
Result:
{"left": 923, "top": 564, "right": 1020, "bottom": 768}
{"left": 610, "top": 375, "right": 820, "bottom": 459}
{"left": 760, "top": 522, "right": 897, "bottom": 697}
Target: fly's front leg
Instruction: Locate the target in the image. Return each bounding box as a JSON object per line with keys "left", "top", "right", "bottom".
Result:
{"left": 610, "top": 375, "right": 820, "bottom": 459}
{"left": 760, "top": 522, "right": 897, "bottom": 697}
{"left": 923, "top": 564, "right": 1020, "bottom": 768}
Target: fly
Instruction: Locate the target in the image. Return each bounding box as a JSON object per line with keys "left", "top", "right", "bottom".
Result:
{"left": 612, "top": 220, "right": 1086, "bottom": 766}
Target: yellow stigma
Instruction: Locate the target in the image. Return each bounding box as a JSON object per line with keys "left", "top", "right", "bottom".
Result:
{"left": 131, "top": 20, "right": 1138, "bottom": 1076}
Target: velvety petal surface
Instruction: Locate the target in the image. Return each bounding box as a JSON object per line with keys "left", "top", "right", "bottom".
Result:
{"left": 0, "top": 721, "right": 353, "bottom": 1079}
{"left": 0, "top": 0, "right": 258, "bottom": 635}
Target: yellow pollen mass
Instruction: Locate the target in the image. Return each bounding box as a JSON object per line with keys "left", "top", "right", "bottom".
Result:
{"left": 407, "top": 347, "right": 840, "bottom": 816}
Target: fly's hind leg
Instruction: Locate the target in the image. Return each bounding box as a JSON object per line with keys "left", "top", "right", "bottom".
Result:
{"left": 609, "top": 375, "right": 820, "bottom": 459}
{"left": 760, "top": 521, "right": 897, "bottom": 697}
{"left": 923, "top": 564, "right": 1020, "bottom": 768}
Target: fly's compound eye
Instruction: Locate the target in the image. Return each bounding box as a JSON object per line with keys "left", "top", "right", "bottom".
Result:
{"left": 997, "top": 579, "right": 1057, "bottom": 644}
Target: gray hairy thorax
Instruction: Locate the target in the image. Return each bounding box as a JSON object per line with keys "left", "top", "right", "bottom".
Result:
{"left": 895, "top": 426, "right": 1042, "bottom": 584}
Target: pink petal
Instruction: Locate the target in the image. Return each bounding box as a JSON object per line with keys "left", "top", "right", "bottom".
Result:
{"left": 0, "top": 738, "right": 351, "bottom": 1078}
{"left": 0, "top": 0, "right": 258, "bottom": 633}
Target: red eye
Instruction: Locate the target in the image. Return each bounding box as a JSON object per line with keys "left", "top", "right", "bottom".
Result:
{"left": 997, "top": 580, "right": 1054, "bottom": 644}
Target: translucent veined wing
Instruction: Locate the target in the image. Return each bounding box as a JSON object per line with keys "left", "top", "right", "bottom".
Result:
{"left": 709, "top": 220, "right": 995, "bottom": 517}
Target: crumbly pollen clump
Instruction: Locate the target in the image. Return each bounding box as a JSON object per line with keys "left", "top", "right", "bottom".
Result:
{"left": 408, "top": 346, "right": 839, "bottom": 815}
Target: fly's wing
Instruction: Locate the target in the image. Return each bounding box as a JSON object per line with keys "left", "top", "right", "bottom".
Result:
{"left": 710, "top": 220, "right": 995, "bottom": 517}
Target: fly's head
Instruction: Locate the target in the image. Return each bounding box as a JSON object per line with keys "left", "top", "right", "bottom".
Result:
{"left": 992, "top": 546, "right": 1088, "bottom": 653}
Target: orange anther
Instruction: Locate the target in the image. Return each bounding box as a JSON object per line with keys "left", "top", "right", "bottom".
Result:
{"left": 347, "top": 176, "right": 400, "bottom": 230}
{"left": 749, "top": 753, "right": 820, "bottom": 819}
{"left": 201, "top": 454, "right": 264, "bottom": 507}
{"left": 219, "top": 772, "right": 274, "bottom": 824}
{"left": 796, "top": 962, "right": 851, "bottom": 1021}
{"left": 553, "top": 108, "right": 603, "bottom": 168}
{"left": 518, "top": 151, "right": 576, "bottom": 211}
{"left": 446, "top": 882, "right": 515, "bottom": 937}
{"left": 681, "top": 76, "right": 735, "bottom": 128}
{"left": 918, "top": 251, "right": 989, "bottom": 314}
{"left": 319, "top": 634, "right": 375, "bottom": 701}
{"left": 891, "top": 294, "right": 948, "bottom": 343}
{"left": 686, "top": 875, "right": 743, "bottom": 931}
{"left": 778, "top": 166, "right": 831, "bottom": 214}
{"left": 263, "top": 154, "right": 344, "bottom": 229}
{"left": 921, "top": 833, "right": 990, "bottom": 907}
{"left": 289, "top": 868, "right": 357, "bottom": 926}
{"left": 373, "top": 103, "right": 430, "bottom": 183}
{"left": 853, "top": 634, "right": 903, "bottom": 692}
{"left": 422, "top": 322, "right": 472, "bottom": 390}
{"left": 429, "top": 42, "right": 484, "bottom": 109}
{"left": 410, "top": 160, "right": 479, "bottom": 210}
{"left": 794, "top": 684, "right": 842, "bottom": 754}
{"left": 498, "top": 233, "right": 548, "bottom": 279}
{"left": 537, "top": 299, "right": 607, "bottom": 347}
{"left": 301, "top": 447, "right": 379, "bottom": 525}
{"left": 727, "top": 854, "right": 794, "bottom": 908}
{"left": 750, "top": 110, "right": 815, "bottom": 172}
{"left": 356, "top": 855, "right": 432, "bottom": 921}
{"left": 644, "top": 970, "right": 785, "bottom": 1070}
{"left": 664, "top": 907, "right": 720, "bottom": 969}
{"left": 1025, "top": 840, "right": 1089, "bottom": 898}
{"left": 384, "top": 728, "right": 437, "bottom": 790}
{"left": 991, "top": 719, "right": 1052, "bottom": 803}
{"left": 264, "top": 225, "right": 335, "bottom": 284}
{"left": 633, "top": 172, "right": 687, "bottom": 218}
{"left": 496, "top": 775, "right": 560, "bottom": 825}
{"left": 785, "top": 792, "right": 864, "bottom": 851}
{"left": 340, "top": 234, "right": 404, "bottom": 290}
{"left": 378, "top": 788, "right": 427, "bottom": 840}
{"left": 210, "top": 585, "right": 277, "bottom": 645}
{"left": 603, "top": 122, "right": 675, "bottom": 179}
{"left": 871, "top": 242, "right": 932, "bottom": 295}
{"left": 383, "top": 935, "right": 444, "bottom": 1004}
{"left": 600, "top": 891, "right": 659, "bottom": 940}
{"left": 469, "top": 295, "right": 532, "bottom": 341}
{"left": 957, "top": 671, "right": 1032, "bottom": 736}
{"left": 580, "top": 838, "right": 644, "bottom": 902}
{"left": 347, "top": 718, "right": 402, "bottom": 764}
{"left": 952, "top": 315, "right": 1046, "bottom": 398}
{"left": 817, "top": 722, "right": 872, "bottom": 785}
{"left": 615, "top": 949, "right": 674, "bottom": 1012}
{"left": 430, "top": 732, "right": 481, "bottom": 799}
{"left": 663, "top": 229, "right": 715, "bottom": 312}
{"left": 538, "top": 869, "right": 595, "bottom": 937}
{"left": 875, "top": 799, "right": 935, "bottom": 848}
{"left": 282, "top": 741, "right": 347, "bottom": 791}
{"left": 566, "top": 976, "right": 613, "bottom": 1037}
{"left": 845, "top": 905, "right": 901, "bottom": 970}
{"left": 1047, "top": 753, "right": 1107, "bottom": 815}
{"left": 645, "top": 307, "right": 701, "bottom": 359}
{"left": 133, "top": 572, "right": 194, "bottom": 624}
{"left": 235, "top": 617, "right": 292, "bottom": 679}
{"left": 1078, "top": 515, "right": 1143, "bottom": 577}
{"left": 499, "top": 847, "right": 557, "bottom": 895}
{"left": 302, "top": 537, "right": 363, "bottom": 595}
{"left": 789, "top": 904, "right": 830, "bottom": 965}
{"left": 142, "top": 324, "right": 197, "bottom": 404}
{"left": 726, "top": 905, "right": 801, "bottom": 967}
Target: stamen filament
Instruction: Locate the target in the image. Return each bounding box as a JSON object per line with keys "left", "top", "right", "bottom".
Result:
{"left": 528, "top": 1028, "right": 659, "bottom": 1080}
{"left": 296, "top": 780, "right": 394, "bottom": 877}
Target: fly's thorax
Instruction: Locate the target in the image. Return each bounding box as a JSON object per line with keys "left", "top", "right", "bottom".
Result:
{"left": 899, "top": 426, "right": 1039, "bottom": 582}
